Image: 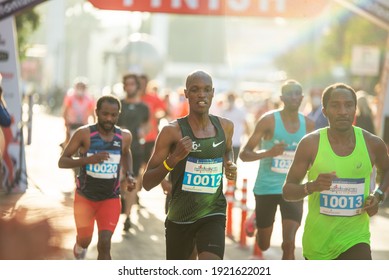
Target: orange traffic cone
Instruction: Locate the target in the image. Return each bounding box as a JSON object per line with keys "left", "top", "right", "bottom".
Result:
{"left": 239, "top": 178, "right": 248, "bottom": 248}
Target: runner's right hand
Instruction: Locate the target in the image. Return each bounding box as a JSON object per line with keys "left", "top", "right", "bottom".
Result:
{"left": 89, "top": 151, "right": 110, "bottom": 164}
{"left": 170, "top": 136, "right": 192, "bottom": 162}
{"left": 312, "top": 172, "right": 337, "bottom": 192}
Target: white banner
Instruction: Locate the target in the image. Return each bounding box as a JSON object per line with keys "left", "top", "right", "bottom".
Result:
{"left": 351, "top": 45, "right": 380, "bottom": 76}
{"left": 0, "top": 16, "right": 27, "bottom": 193}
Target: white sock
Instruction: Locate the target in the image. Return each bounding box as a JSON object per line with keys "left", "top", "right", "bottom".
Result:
{"left": 75, "top": 243, "right": 86, "bottom": 253}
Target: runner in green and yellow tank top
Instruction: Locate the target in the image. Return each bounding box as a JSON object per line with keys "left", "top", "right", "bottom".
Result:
{"left": 283, "top": 83, "right": 389, "bottom": 260}
{"left": 304, "top": 126, "right": 371, "bottom": 259}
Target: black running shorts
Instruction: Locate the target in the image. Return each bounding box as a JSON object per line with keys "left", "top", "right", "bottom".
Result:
{"left": 254, "top": 194, "right": 303, "bottom": 228}
{"left": 165, "top": 215, "right": 226, "bottom": 260}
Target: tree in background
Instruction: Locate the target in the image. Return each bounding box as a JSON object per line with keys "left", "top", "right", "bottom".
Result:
{"left": 274, "top": 3, "right": 387, "bottom": 95}
{"left": 15, "top": 8, "right": 40, "bottom": 61}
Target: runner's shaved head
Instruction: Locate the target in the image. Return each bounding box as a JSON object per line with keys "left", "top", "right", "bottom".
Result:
{"left": 185, "top": 70, "right": 213, "bottom": 89}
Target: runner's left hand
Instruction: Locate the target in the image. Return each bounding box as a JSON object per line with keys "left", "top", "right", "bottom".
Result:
{"left": 121, "top": 174, "right": 137, "bottom": 192}
{"left": 225, "top": 160, "right": 237, "bottom": 181}
{"left": 363, "top": 194, "right": 379, "bottom": 217}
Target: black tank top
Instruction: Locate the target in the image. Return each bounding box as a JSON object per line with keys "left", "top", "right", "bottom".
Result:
{"left": 168, "top": 115, "right": 227, "bottom": 223}
{"left": 76, "top": 124, "right": 122, "bottom": 201}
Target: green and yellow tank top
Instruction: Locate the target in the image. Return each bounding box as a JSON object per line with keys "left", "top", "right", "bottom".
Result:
{"left": 167, "top": 115, "right": 227, "bottom": 223}
{"left": 303, "top": 126, "right": 372, "bottom": 259}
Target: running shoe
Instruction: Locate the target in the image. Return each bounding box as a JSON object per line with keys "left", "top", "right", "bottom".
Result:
{"left": 123, "top": 217, "right": 131, "bottom": 231}
{"left": 245, "top": 212, "right": 256, "bottom": 237}
{"left": 73, "top": 243, "right": 87, "bottom": 260}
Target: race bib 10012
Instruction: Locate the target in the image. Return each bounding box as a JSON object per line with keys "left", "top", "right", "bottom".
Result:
{"left": 182, "top": 157, "right": 223, "bottom": 194}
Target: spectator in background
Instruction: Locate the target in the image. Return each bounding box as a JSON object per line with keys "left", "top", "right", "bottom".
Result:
{"left": 61, "top": 77, "right": 95, "bottom": 148}
{"left": 138, "top": 75, "right": 170, "bottom": 208}
{"left": 117, "top": 73, "right": 149, "bottom": 231}
{"left": 0, "top": 84, "right": 11, "bottom": 128}
{"left": 159, "top": 88, "right": 175, "bottom": 123}
{"left": 139, "top": 75, "right": 168, "bottom": 167}
{"left": 173, "top": 86, "right": 189, "bottom": 119}
{"left": 355, "top": 91, "right": 376, "bottom": 135}
{"left": 307, "top": 87, "right": 328, "bottom": 129}
{"left": 0, "top": 75, "right": 12, "bottom": 191}
{"left": 220, "top": 92, "right": 249, "bottom": 164}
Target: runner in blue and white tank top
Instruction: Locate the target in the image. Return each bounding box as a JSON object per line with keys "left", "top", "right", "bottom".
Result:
{"left": 77, "top": 124, "right": 122, "bottom": 201}
{"left": 59, "top": 95, "right": 136, "bottom": 260}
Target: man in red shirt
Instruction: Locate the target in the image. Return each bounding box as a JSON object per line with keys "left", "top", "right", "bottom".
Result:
{"left": 61, "top": 77, "right": 95, "bottom": 148}
{"left": 139, "top": 75, "right": 168, "bottom": 165}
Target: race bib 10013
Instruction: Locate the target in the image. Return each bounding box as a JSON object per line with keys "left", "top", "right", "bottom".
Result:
{"left": 319, "top": 178, "right": 365, "bottom": 216}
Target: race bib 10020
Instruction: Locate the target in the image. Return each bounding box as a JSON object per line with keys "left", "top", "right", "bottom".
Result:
{"left": 86, "top": 152, "right": 120, "bottom": 179}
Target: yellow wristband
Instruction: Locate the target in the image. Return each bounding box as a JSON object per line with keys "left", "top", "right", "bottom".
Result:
{"left": 163, "top": 159, "right": 174, "bottom": 172}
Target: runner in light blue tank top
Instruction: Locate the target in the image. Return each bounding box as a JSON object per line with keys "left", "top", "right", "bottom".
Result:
{"left": 240, "top": 79, "right": 315, "bottom": 259}
{"left": 254, "top": 110, "right": 306, "bottom": 195}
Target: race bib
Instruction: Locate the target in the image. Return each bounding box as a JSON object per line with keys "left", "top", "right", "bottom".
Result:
{"left": 86, "top": 152, "right": 120, "bottom": 179}
{"left": 182, "top": 157, "right": 223, "bottom": 194}
{"left": 271, "top": 150, "right": 295, "bottom": 173}
{"left": 320, "top": 178, "right": 365, "bottom": 216}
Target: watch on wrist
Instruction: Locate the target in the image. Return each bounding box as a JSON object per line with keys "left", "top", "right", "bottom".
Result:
{"left": 304, "top": 183, "right": 312, "bottom": 195}
{"left": 374, "top": 189, "right": 385, "bottom": 204}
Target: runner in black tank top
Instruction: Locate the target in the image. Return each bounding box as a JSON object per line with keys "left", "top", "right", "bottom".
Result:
{"left": 142, "top": 70, "right": 237, "bottom": 260}
{"left": 168, "top": 115, "right": 227, "bottom": 222}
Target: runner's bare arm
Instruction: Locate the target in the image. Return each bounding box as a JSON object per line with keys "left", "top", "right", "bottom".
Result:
{"left": 142, "top": 123, "right": 191, "bottom": 191}
{"left": 239, "top": 113, "right": 285, "bottom": 162}
{"left": 120, "top": 129, "right": 133, "bottom": 175}
{"left": 120, "top": 129, "right": 136, "bottom": 191}
{"left": 364, "top": 134, "right": 389, "bottom": 216}
{"left": 219, "top": 117, "right": 236, "bottom": 181}
{"left": 283, "top": 132, "right": 338, "bottom": 201}
{"left": 370, "top": 135, "right": 389, "bottom": 196}
{"left": 283, "top": 134, "right": 317, "bottom": 201}
{"left": 58, "top": 128, "right": 109, "bottom": 169}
